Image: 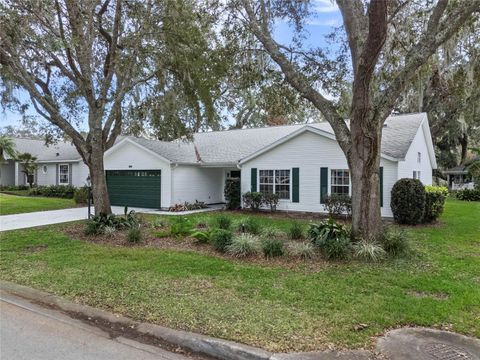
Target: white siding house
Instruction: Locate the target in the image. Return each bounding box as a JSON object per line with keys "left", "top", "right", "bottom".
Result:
{"left": 1, "top": 113, "right": 437, "bottom": 217}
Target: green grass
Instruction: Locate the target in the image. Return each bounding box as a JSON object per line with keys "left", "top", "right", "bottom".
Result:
{"left": 0, "top": 200, "right": 479, "bottom": 352}
{"left": 0, "top": 193, "right": 76, "bottom": 215}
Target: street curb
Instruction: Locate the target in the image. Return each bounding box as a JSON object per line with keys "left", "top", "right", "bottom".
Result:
{"left": 0, "top": 281, "right": 373, "bottom": 360}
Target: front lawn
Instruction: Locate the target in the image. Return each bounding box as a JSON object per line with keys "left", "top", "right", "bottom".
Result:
{"left": 0, "top": 193, "right": 76, "bottom": 215}
{"left": 0, "top": 199, "right": 478, "bottom": 352}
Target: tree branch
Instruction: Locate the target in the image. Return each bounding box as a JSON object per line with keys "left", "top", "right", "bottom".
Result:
{"left": 241, "top": 0, "right": 351, "bottom": 152}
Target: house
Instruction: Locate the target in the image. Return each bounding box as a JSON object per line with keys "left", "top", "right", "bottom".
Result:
{"left": 0, "top": 138, "right": 89, "bottom": 188}
{"left": 0, "top": 113, "right": 436, "bottom": 217}
{"left": 443, "top": 165, "right": 475, "bottom": 190}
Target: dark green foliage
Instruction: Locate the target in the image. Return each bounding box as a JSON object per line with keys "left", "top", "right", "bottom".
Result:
{"left": 127, "top": 227, "right": 142, "bottom": 243}
{"left": 261, "top": 238, "right": 285, "bottom": 258}
{"left": 85, "top": 210, "right": 139, "bottom": 235}
{"left": 0, "top": 185, "right": 29, "bottom": 191}
{"left": 287, "top": 221, "right": 304, "bottom": 240}
{"left": 237, "top": 217, "right": 261, "bottom": 235}
{"left": 309, "top": 219, "right": 351, "bottom": 260}
{"left": 423, "top": 186, "right": 448, "bottom": 222}
{"left": 324, "top": 194, "right": 352, "bottom": 217}
{"left": 242, "top": 192, "right": 264, "bottom": 211}
{"left": 213, "top": 214, "right": 232, "bottom": 230}
{"left": 455, "top": 188, "right": 480, "bottom": 201}
{"left": 84, "top": 220, "right": 100, "bottom": 236}
{"left": 263, "top": 193, "right": 279, "bottom": 212}
{"left": 381, "top": 228, "right": 410, "bottom": 256}
{"left": 224, "top": 178, "right": 241, "bottom": 210}
{"left": 73, "top": 186, "right": 89, "bottom": 204}
{"left": 391, "top": 178, "right": 426, "bottom": 224}
{"left": 170, "top": 217, "right": 193, "bottom": 237}
{"left": 190, "top": 229, "right": 212, "bottom": 243}
{"left": 211, "top": 229, "right": 233, "bottom": 252}
{"left": 28, "top": 185, "right": 76, "bottom": 198}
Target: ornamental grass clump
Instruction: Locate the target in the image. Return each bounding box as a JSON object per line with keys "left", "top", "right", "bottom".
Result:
{"left": 288, "top": 242, "right": 315, "bottom": 260}
{"left": 261, "top": 238, "right": 285, "bottom": 258}
{"left": 236, "top": 217, "right": 261, "bottom": 235}
{"left": 381, "top": 228, "right": 410, "bottom": 257}
{"left": 353, "top": 240, "right": 386, "bottom": 262}
{"left": 261, "top": 227, "right": 284, "bottom": 238}
{"left": 127, "top": 226, "right": 142, "bottom": 243}
{"left": 211, "top": 229, "right": 233, "bottom": 252}
{"left": 287, "top": 221, "right": 304, "bottom": 240}
{"left": 227, "top": 234, "right": 260, "bottom": 257}
{"left": 212, "top": 214, "right": 232, "bottom": 230}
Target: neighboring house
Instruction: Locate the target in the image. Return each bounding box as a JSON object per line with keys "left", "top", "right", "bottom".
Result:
{"left": 443, "top": 165, "right": 475, "bottom": 190}
{"left": 0, "top": 138, "right": 89, "bottom": 188}
{"left": 0, "top": 113, "right": 437, "bottom": 217}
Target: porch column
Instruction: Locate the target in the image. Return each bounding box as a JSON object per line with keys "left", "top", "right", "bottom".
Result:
{"left": 14, "top": 161, "right": 19, "bottom": 186}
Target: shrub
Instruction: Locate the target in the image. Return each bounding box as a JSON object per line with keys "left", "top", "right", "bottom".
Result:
{"left": 224, "top": 178, "right": 241, "bottom": 210}
{"left": 390, "top": 178, "right": 426, "bottom": 224}
{"left": 261, "top": 227, "right": 284, "bottom": 238}
{"left": 213, "top": 214, "right": 232, "bottom": 230}
{"left": 170, "top": 217, "right": 193, "bottom": 237}
{"left": 288, "top": 242, "right": 315, "bottom": 260}
{"left": 190, "top": 229, "right": 212, "bottom": 244}
{"left": 261, "top": 238, "right": 285, "bottom": 258}
{"left": 227, "top": 234, "right": 260, "bottom": 257}
{"left": 102, "top": 225, "right": 116, "bottom": 237}
{"left": 353, "top": 240, "right": 386, "bottom": 262}
{"left": 308, "top": 218, "right": 350, "bottom": 247}
{"left": 381, "top": 228, "right": 410, "bottom": 256}
{"left": 423, "top": 186, "right": 448, "bottom": 222}
{"left": 84, "top": 220, "right": 101, "bottom": 236}
{"left": 242, "top": 192, "right": 264, "bottom": 211}
{"left": 169, "top": 200, "right": 207, "bottom": 212}
{"left": 263, "top": 193, "right": 280, "bottom": 212}
{"left": 324, "top": 194, "right": 352, "bottom": 217}
{"left": 309, "top": 219, "right": 351, "bottom": 260}
{"left": 287, "top": 221, "right": 304, "bottom": 240}
{"left": 455, "top": 188, "right": 480, "bottom": 201}
{"left": 237, "top": 217, "right": 261, "bottom": 235}
{"left": 29, "top": 185, "right": 76, "bottom": 198}
{"left": 211, "top": 229, "right": 233, "bottom": 252}
{"left": 127, "top": 226, "right": 142, "bottom": 243}
{"left": 73, "top": 186, "right": 89, "bottom": 204}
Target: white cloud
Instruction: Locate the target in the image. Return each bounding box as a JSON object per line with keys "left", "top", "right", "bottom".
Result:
{"left": 306, "top": 18, "right": 341, "bottom": 27}
{"left": 311, "top": 0, "right": 339, "bottom": 14}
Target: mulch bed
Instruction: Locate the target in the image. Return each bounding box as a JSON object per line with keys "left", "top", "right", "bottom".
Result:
{"left": 63, "top": 223, "right": 330, "bottom": 271}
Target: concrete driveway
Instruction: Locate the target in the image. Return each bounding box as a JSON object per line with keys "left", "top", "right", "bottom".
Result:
{"left": 0, "top": 205, "right": 223, "bottom": 232}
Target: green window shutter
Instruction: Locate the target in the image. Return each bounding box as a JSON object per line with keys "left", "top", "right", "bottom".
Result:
{"left": 379, "top": 166, "right": 384, "bottom": 207}
{"left": 292, "top": 168, "right": 299, "bottom": 203}
{"left": 251, "top": 168, "right": 257, "bottom": 192}
{"left": 320, "top": 167, "right": 328, "bottom": 204}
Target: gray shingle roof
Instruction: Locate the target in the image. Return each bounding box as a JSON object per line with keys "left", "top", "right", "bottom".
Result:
{"left": 10, "top": 113, "right": 426, "bottom": 165}
{"left": 10, "top": 138, "right": 82, "bottom": 162}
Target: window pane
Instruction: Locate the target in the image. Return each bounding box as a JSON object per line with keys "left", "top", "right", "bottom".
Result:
{"left": 275, "top": 170, "right": 290, "bottom": 199}
{"left": 331, "top": 169, "right": 349, "bottom": 195}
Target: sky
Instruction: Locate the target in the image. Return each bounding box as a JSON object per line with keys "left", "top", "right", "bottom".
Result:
{"left": 0, "top": 0, "right": 342, "bottom": 130}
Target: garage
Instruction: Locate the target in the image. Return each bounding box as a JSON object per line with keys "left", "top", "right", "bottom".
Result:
{"left": 106, "top": 170, "right": 161, "bottom": 209}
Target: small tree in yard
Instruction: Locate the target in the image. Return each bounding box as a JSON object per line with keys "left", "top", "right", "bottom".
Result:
{"left": 237, "top": 0, "right": 480, "bottom": 240}
{"left": 16, "top": 152, "right": 38, "bottom": 188}
{"left": 0, "top": 135, "right": 17, "bottom": 163}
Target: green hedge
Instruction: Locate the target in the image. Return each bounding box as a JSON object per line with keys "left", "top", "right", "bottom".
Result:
{"left": 391, "top": 178, "right": 426, "bottom": 225}
{"left": 28, "top": 185, "right": 76, "bottom": 198}
{"left": 423, "top": 186, "right": 448, "bottom": 223}
{"left": 456, "top": 188, "right": 480, "bottom": 201}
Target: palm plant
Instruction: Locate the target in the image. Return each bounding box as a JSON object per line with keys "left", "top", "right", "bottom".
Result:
{"left": 0, "top": 135, "right": 17, "bottom": 163}
{"left": 16, "top": 152, "right": 38, "bottom": 188}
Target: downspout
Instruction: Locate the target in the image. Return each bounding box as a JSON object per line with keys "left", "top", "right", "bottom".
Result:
{"left": 170, "top": 162, "right": 179, "bottom": 209}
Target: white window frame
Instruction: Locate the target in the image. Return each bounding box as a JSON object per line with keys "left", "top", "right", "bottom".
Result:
{"left": 59, "top": 164, "right": 70, "bottom": 185}
{"left": 330, "top": 169, "right": 351, "bottom": 196}
{"left": 258, "top": 169, "right": 291, "bottom": 201}
{"left": 42, "top": 165, "right": 48, "bottom": 174}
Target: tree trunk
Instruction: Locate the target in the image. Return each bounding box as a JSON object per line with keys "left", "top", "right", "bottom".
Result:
{"left": 348, "top": 118, "right": 383, "bottom": 241}
{"left": 88, "top": 136, "right": 112, "bottom": 215}
{"left": 460, "top": 133, "right": 468, "bottom": 164}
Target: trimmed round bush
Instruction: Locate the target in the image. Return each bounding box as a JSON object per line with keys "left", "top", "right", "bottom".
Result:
{"left": 423, "top": 186, "right": 448, "bottom": 222}
{"left": 211, "top": 229, "right": 233, "bottom": 252}
{"left": 390, "top": 178, "right": 426, "bottom": 224}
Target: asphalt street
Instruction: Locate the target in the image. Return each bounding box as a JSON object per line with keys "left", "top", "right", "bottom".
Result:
{"left": 0, "top": 292, "right": 191, "bottom": 360}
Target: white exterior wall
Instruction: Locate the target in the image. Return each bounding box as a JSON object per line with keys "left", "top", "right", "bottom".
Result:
{"left": 397, "top": 125, "right": 433, "bottom": 185}
{"left": 0, "top": 160, "right": 15, "bottom": 186}
{"left": 171, "top": 166, "right": 224, "bottom": 205}
{"left": 104, "top": 140, "right": 172, "bottom": 209}
{"left": 241, "top": 131, "right": 397, "bottom": 217}
{"left": 71, "top": 162, "right": 90, "bottom": 187}
{"left": 36, "top": 163, "right": 57, "bottom": 186}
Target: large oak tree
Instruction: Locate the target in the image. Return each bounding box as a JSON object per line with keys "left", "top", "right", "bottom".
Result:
{"left": 239, "top": 0, "right": 480, "bottom": 239}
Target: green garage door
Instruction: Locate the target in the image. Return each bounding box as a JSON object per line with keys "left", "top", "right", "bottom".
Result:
{"left": 106, "top": 170, "right": 161, "bottom": 209}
